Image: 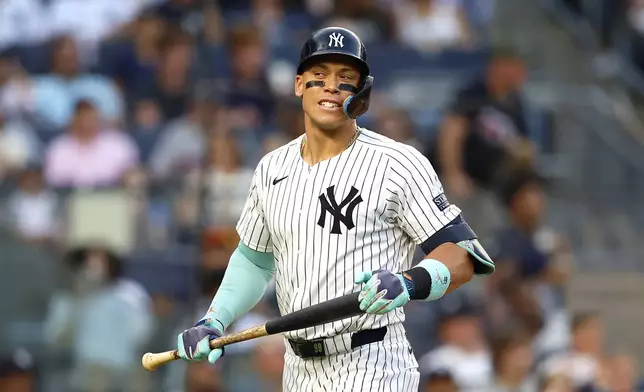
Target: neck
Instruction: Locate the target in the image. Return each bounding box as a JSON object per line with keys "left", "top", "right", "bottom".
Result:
{"left": 487, "top": 77, "right": 512, "bottom": 101}
{"left": 496, "top": 372, "right": 525, "bottom": 388}
{"left": 302, "top": 118, "right": 357, "bottom": 165}
{"left": 510, "top": 213, "right": 535, "bottom": 234}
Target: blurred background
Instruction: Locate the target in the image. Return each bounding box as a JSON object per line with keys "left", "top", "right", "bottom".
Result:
{"left": 0, "top": 0, "right": 643, "bottom": 391}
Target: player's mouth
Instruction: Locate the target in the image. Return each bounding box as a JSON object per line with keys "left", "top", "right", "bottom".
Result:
{"left": 318, "top": 99, "right": 342, "bottom": 111}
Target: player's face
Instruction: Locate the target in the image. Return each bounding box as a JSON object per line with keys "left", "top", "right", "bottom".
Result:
{"left": 295, "top": 58, "right": 361, "bottom": 131}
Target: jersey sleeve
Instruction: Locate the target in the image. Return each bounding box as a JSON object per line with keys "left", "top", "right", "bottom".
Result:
{"left": 387, "top": 144, "right": 462, "bottom": 246}
{"left": 235, "top": 160, "right": 273, "bottom": 253}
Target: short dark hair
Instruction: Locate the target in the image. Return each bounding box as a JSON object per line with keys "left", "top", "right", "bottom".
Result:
{"left": 490, "top": 44, "right": 525, "bottom": 63}
{"left": 73, "top": 99, "right": 96, "bottom": 114}
{"left": 159, "top": 27, "right": 193, "bottom": 54}
{"left": 226, "top": 24, "right": 263, "bottom": 55}
{"left": 65, "top": 245, "right": 123, "bottom": 282}
{"left": 489, "top": 329, "right": 532, "bottom": 372}
{"left": 500, "top": 168, "right": 544, "bottom": 207}
{"left": 572, "top": 311, "right": 600, "bottom": 332}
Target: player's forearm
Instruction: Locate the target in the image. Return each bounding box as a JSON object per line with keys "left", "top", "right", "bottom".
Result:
{"left": 203, "top": 242, "right": 275, "bottom": 330}
{"left": 403, "top": 243, "right": 474, "bottom": 301}
{"left": 428, "top": 243, "right": 474, "bottom": 293}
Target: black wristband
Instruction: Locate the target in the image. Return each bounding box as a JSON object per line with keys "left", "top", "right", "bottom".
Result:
{"left": 403, "top": 267, "right": 432, "bottom": 300}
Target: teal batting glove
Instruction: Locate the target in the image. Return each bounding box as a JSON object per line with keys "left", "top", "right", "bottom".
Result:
{"left": 177, "top": 318, "right": 225, "bottom": 364}
{"left": 354, "top": 269, "right": 411, "bottom": 314}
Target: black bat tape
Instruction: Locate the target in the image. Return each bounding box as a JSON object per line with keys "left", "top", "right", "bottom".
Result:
{"left": 265, "top": 292, "right": 362, "bottom": 335}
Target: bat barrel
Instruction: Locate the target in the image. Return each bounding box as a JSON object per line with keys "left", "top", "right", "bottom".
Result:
{"left": 265, "top": 292, "right": 361, "bottom": 334}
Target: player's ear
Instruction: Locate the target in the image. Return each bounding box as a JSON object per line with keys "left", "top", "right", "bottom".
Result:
{"left": 295, "top": 75, "right": 304, "bottom": 98}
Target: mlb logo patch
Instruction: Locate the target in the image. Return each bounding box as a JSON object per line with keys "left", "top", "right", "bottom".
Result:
{"left": 433, "top": 193, "right": 450, "bottom": 211}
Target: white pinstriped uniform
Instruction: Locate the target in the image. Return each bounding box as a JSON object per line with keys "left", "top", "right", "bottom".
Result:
{"left": 236, "top": 127, "right": 462, "bottom": 392}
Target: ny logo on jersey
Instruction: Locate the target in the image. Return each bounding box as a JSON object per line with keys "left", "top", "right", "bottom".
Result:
{"left": 328, "top": 32, "right": 344, "bottom": 48}
{"left": 317, "top": 185, "right": 363, "bottom": 234}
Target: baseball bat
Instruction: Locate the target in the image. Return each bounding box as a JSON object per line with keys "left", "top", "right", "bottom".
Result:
{"left": 142, "top": 291, "right": 362, "bottom": 371}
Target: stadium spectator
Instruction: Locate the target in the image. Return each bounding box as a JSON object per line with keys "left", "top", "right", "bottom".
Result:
{"left": 323, "top": 0, "right": 396, "bottom": 43}
{"left": 7, "top": 165, "right": 59, "bottom": 244}
{"left": 418, "top": 303, "right": 492, "bottom": 391}
{"left": 433, "top": 47, "right": 533, "bottom": 198}
{"left": 43, "top": 245, "right": 153, "bottom": 392}
{"left": 0, "top": 348, "right": 36, "bottom": 392}
{"left": 539, "top": 374, "right": 574, "bottom": 392}
{"left": 262, "top": 98, "right": 305, "bottom": 153}
{"left": 373, "top": 107, "right": 423, "bottom": 150}
{"left": 148, "top": 96, "right": 214, "bottom": 181}
{"left": 252, "top": 334, "right": 286, "bottom": 392}
{"left": 222, "top": 24, "right": 276, "bottom": 132}
{"left": 100, "top": 11, "right": 165, "bottom": 97}
{"left": 0, "top": 48, "right": 35, "bottom": 120}
{"left": 394, "top": 0, "right": 474, "bottom": 52}
{"left": 0, "top": 111, "right": 42, "bottom": 181}
{"left": 432, "top": 46, "right": 534, "bottom": 238}
{"left": 490, "top": 169, "right": 573, "bottom": 357}
{"left": 130, "top": 99, "right": 165, "bottom": 165}
{"left": 204, "top": 134, "right": 254, "bottom": 228}
{"left": 132, "top": 28, "right": 195, "bottom": 121}
{"left": 32, "top": 35, "right": 124, "bottom": 130}
{"left": 628, "top": 0, "right": 644, "bottom": 75}
{"left": 539, "top": 312, "right": 605, "bottom": 390}
{"left": 488, "top": 330, "right": 538, "bottom": 392}
{"left": 184, "top": 361, "right": 226, "bottom": 392}
{"left": 249, "top": 0, "right": 290, "bottom": 48}
{"left": 0, "top": 0, "right": 50, "bottom": 51}
{"left": 44, "top": 99, "right": 139, "bottom": 189}
{"left": 421, "top": 369, "right": 459, "bottom": 392}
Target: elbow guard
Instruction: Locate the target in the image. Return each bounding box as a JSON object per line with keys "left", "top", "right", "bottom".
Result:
{"left": 420, "top": 215, "right": 495, "bottom": 276}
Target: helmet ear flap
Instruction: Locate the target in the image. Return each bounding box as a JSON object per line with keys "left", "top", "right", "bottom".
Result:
{"left": 343, "top": 76, "right": 374, "bottom": 120}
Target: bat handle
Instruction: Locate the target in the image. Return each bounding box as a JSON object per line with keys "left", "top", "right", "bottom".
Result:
{"left": 142, "top": 350, "right": 180, "bottom": 371}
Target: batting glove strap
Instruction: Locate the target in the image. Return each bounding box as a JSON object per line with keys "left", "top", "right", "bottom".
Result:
{"left": 192, "top": 319, "right": 225, "bottom": 358}
{"left": 404, "top": 259, "right": 451, "bottom": 301}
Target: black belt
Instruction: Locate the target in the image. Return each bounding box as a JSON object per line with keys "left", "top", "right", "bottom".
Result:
{"left": 288, "top": 327, "right": 387, "bottom": 359}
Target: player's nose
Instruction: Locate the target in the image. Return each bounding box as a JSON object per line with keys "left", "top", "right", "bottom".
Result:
{"left": 324, "top": 78, "right": 340, "bottom": 94}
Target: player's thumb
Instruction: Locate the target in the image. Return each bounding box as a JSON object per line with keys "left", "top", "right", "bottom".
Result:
{"left": 354, "top": 271, "right": 372, "bottom": 284}
{"left": 208, "top": 348, "right": 223, "bottom": 364}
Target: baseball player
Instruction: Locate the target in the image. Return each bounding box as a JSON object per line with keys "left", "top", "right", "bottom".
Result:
{"left": 176, "top": 27, "right": 495, "bottom": 391}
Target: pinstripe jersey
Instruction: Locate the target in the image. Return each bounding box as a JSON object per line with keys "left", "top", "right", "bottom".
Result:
{"left": 236, "top": 127, "right": 461, "bottom": 341}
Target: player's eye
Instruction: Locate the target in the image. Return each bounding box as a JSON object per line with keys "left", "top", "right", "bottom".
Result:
{"left": 340, "top": 75, "right": 353, "bottom": 80}
{"left": 314, "top": 72, "right": 326, "bottom": 78}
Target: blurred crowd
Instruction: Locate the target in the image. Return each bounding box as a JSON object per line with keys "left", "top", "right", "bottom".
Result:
{"left": 0, "top": 0, "right": 642, "bottom": 392}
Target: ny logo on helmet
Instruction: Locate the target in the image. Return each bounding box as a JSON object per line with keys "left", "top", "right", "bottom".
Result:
{"left": 328, "top": 32, "right": 344, "bottom": 48}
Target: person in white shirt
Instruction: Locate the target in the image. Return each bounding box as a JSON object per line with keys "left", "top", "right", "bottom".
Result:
{"left": 395, "top": 0, "right": 473, "bottom": 52}
{"left": 419, "top": 305, "right": 492, "bottom": 391}
{"left": 538, "top": 312, "right": 605, "bottom": 390}
{"left": 488, "top": 330, "right": 539, "bottom": 392}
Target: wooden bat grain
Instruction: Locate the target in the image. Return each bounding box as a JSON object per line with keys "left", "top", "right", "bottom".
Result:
{"left": 142, "top": 325, "right": 268, "bottom": 371}
{"left": 142, "top": 291, "right": 363, "bottom": 371}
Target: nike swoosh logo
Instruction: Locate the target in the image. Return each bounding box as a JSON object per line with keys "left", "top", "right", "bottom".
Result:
{"left": 272, "top": 176, "right": 288, "bottom": 185}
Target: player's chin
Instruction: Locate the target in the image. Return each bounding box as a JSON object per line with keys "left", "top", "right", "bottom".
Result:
{"left": 312, "top": 111, "right": 349, "bottom": 130}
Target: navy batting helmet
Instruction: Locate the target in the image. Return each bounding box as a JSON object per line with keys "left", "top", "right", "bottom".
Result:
{"left": 297, "top": 27, "right": 374, "bottom": 120}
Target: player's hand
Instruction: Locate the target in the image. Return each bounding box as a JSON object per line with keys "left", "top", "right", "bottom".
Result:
{"left": 354, "top": 269, "right": 410, "bottom": 314}
{"left": 177, "top": 318, "right": 225, "bottom": 364}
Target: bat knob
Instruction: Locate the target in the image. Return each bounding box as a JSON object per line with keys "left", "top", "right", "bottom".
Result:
{"left": 142, "top": 353, "right": 156, "bottom": 371}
